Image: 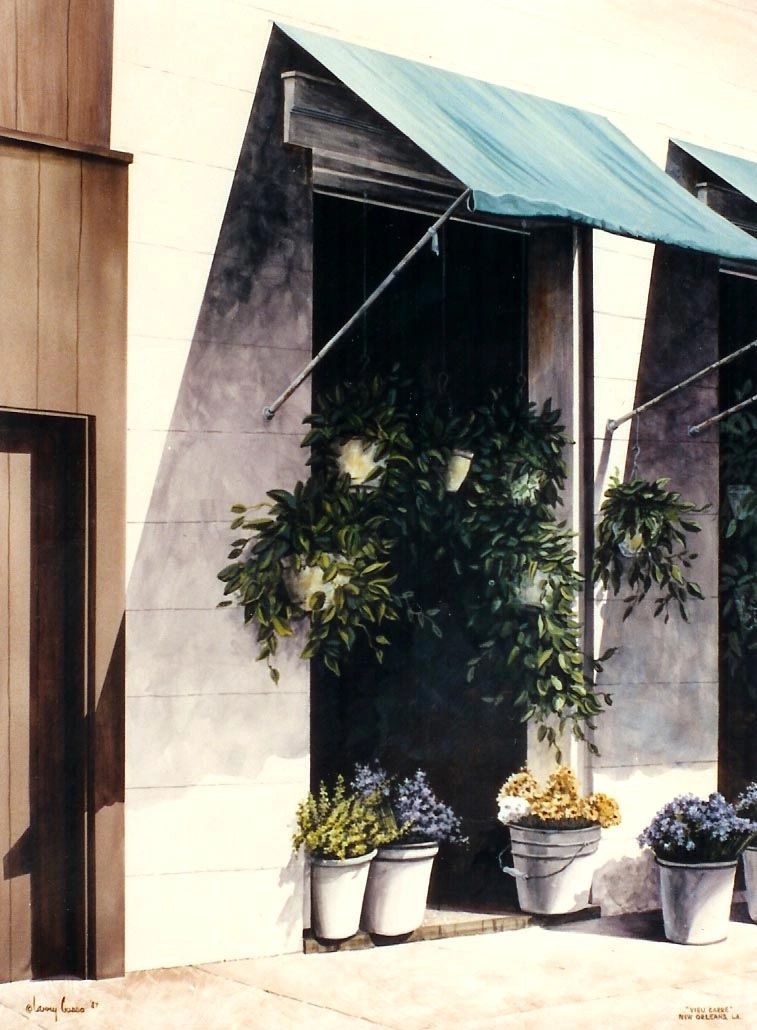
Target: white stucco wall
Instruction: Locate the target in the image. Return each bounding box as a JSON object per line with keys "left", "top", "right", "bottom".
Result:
{"left": 112, "top": 0, "right": 757, "bottom": 968}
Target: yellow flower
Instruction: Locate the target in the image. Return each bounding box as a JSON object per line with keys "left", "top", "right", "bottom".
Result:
{"left": 496, "top": 766, "right": 621, "bottom": 827}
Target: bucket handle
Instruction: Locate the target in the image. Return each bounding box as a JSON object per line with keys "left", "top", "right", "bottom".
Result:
{"left": 498, "top": 843, "right": 593, "bottom": 881}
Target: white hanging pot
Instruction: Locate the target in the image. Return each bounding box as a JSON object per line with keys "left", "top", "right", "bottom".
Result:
{"left": 727, "top": 484, "right": 754, "bottom": 521}
{"left": 337, "top": 438, "right": 386, "bottom": 489}
{"left": 503, "top": 823, "right": 601, "bottom": 915}
{"left": 656, "top": 857, "right": 737, "bottom": 944}
{"left": 516, "top": 570, "right": 549, "bottom": 608}
{"left": 445, "top": 450, "right": 474, "bottom": 493}
{"left": 283, "top": 555, "right": 350, "bottom": 611}
{"left": 617, "top": 532, "right": 644, "bottom": 558}
{"left": 310, "top": 850, "right": 376, "bottom": 941}
{"left": 361, "top": 842, "right": 439, "bottom": 936}
{"left": 741, "top": 846, "right": 757, "bottom": 923}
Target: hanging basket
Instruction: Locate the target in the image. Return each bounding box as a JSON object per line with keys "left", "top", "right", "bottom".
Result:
{"left": 727, "top": 484, "right": 754, "bottom": 521}
{"left": 445, "top": 450, "right": 474, "bottom": 493}
{"left": 337, "top": 438, "right": 386, "bottom": 490}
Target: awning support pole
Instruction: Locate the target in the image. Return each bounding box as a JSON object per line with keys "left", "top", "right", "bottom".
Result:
{"left": 688, "top": 391, "right": 757, "bottom": 436}
{"left": 262, "top": 188, "right": 472, "bottom": 421}
{"left": 606, "top": 337, "right": 757, "bottom": 434}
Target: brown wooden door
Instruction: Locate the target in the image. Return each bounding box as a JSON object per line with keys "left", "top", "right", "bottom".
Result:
{"left": 0, "top": 411, "right": 89, "bottom": 982}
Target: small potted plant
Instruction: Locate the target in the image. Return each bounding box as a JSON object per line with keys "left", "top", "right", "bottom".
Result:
{"left": 593, "top": 473, "right": 707, "bottom": 622}
{"left": 352, "top": 763, "right": 465, "bottom": 937}
{"left": 734, "top": 783, "right": 757, "bottom": 923}
{"left": 638, "top": 792, "right": 757, "bottom": 944}
{"left": 292, "top": 776, "right": 401, "bottom": 941}
{"left": 497, "top": 767, "right": 621, "bottom": 915}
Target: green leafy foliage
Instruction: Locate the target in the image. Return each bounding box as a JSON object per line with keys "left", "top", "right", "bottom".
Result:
{"left": 593, "top": 473, "right": 707, "bottom": 623}
{"left": 217, "top": 477, "right": 400, "bottom": 679}
{"left": 720, "top": 385, "right": 757, "bottom": 696}
{"left": 219, "top": 374, "right": 614, "bottom": 752}
{"left": 292, "top": 776, "right": 401, "bottom": 860}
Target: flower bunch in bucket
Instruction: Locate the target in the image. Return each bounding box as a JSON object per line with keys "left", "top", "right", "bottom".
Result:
{"left": 352, "top": 763, "right": 465, "bottom": 844}
{"left": 497, "top": 767, "right": 621, "bottom": 830}
{"left": 638, "top": 793, "right": 757, "bottom": 864}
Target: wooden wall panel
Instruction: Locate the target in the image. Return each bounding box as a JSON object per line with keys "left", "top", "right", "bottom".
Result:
{"left": 0, "top": 4, "right": 17, "bottom": 128}
{"left": 78, "top": 158, "right": 127, "bottom": 694}
{"left": 1, "top": 0, "right": 114, "bottom": 148}
{"left": 77, "top": 159, "right": 127, "bottom": 980}
{"left": 38, "top": 153, "right": 81, "bottom": 411}
{"left": 16, "top": 0, "right": 68, "bottom": 139}
{"left": 0, "top": 146, "right": 39, "bottom": 408}
{"left": 67, "top": 0, "right": 113, "bottom": 148}
{"left": 0, "top": 452, "right": 33, "bottom": 983}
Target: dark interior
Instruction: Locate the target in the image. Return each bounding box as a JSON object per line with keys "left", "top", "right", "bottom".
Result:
{"left": 718, "top": 271, "right": 757, "bottom": 801}
{"left": 311, "top": 193, "right": 529, "bottom": 910}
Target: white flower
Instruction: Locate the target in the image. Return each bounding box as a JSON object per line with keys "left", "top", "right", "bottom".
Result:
{"left": 337, "top": 438, "right": 386, "bottom": 486}
{"left": 497, "top": 796, "right": 531, "bottom": 825}
{"left": 284, "top": 556, "right": 350, "bottom": 611}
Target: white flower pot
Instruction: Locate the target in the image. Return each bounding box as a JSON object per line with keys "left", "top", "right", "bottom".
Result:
{"left": 742, "top": 846, "right": 757, "bottom": 923}
{"left": 657, "top": 858, "right": 737, "bottom": 944}
{"left": 361, "top": 842, "right": 439, "bottom": 936}
{"left": 506, "top": 824, "right": 600, "bottom": 914}
{"left": 310, "top": 850, "right": 376, "bottom": 940}
{"left": 445, "top": 450, "right": 473, "bottom": 493}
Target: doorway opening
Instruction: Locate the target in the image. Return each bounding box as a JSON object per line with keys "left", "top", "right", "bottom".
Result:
{"left": 718, "top": 272, "right": 757, "bottom": 800}
{"left": 0, "top": 411, "right": 92, "bottom": 982}
{"left": 310, "top": 193, "right": 529, "bottom": 910}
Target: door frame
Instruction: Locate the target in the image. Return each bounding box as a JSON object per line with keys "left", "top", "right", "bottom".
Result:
{"left": 0, "top": 406, "right": 95, "bottom": 980}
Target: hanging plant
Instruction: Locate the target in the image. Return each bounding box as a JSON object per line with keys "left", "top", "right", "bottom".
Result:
{"left": 302, "top": 366, "right": 414, "bottom": 491}
{"left": 217, "top": 478, "right": 400, "bottom": 679}
{"left": 446, "top": 394, "right": 613, "bottom": 758}
{"left": 218, "top": 381, "right": 615, "bottom": 755}
{"left": 719, "top": 385, "right": 757, "bottom": 689}
{"left": 593, "top": 473, "right": 707, "bottom": 622}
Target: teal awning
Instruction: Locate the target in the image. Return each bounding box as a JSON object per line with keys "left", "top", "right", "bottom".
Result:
{"left": 279, "top": 24, "right": 757, "bottom": 263}
{"left": 673, "top": 139, "right": 757, "bottom": 208}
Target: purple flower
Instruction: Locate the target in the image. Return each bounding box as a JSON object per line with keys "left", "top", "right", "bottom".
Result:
{"left": 734, "top": 782, "right": 757, "bottom": 823}
{"left": 352, "top": 764, "right": 465, "bottom": 844}
{"left": 638, "top": 793, "right": 757, "bottom": 864}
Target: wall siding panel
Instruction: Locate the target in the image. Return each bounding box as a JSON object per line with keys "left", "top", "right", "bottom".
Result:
{"left": 68, "top": 0, "right": 114, "bottom": 147}
{"left": 0, "top": 146, "right": 39, "bottom": 409}
{"left": 16, "top": 0, "right": 68, "bottom": 139}
{"left": 38, "top": 153, "right": 81, "bottom": 411}
{"left": 0, "top": 3, "right": 17, "bottom": 128}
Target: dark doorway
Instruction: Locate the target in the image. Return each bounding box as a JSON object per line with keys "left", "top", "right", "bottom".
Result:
{"left": 311, "top": 194, "right": 528, "bottom": 909}
{"left": 0, "top": 411, "right": 91, "bottom": 981}
{"left": 718, "top": 273, "right": 757, "bottom": 800}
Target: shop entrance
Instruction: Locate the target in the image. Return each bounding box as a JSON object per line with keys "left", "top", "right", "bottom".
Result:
{"left": 310, "top": 193, "right": 529, "bottom": 909}
{"left": 718, "top": 272, "right": 757, "bottom": 799}
{"left": 0, "top": 411, "right": 90, "bottom": 981}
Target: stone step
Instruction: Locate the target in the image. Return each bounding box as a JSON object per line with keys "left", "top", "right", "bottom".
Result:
{"left": 303, "top": 905, "right": 601, "bottom": 953}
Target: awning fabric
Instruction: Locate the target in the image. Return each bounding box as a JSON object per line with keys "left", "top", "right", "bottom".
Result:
{"left": 673, "top": 139, "right": 757, "bottom": 208}
{"left": 278, "top": 23, "right": 757, "bottom": 263}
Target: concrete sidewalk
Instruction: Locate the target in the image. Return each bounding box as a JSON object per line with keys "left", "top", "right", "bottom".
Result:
{"left": 0, "top": 908, "right": 754, "bottom": 1029}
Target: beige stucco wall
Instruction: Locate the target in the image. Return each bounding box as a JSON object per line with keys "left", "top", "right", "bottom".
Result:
{"left": 112, "top": 0, "right": 757, "bottom": 967}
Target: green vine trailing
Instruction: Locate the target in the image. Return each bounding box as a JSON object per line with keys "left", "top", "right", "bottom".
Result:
{"left": 593, "top": 474, "right": 707, "bottom": 622}
{"left": 217, "top": 478, "right": 400, "bottom": 678}
{"left": 219, "top": 368, "right": 613, "bottom": 754}
{"left": 720, "top": 384, "right": 757, "bottom": 691}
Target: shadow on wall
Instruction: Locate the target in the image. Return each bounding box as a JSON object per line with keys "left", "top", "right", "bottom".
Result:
{"left": 591, "top": 850, "right": 660, "bottom": 918}
{"left": 123, "top": 30, "right": 327, "bottom": 959}
{"left": 593, "top": 245, "right": 720, "bottom": 767}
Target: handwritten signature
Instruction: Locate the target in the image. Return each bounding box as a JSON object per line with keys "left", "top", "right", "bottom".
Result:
{"left": 25, "top": 996, "right": 99, "bottom": 1022}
